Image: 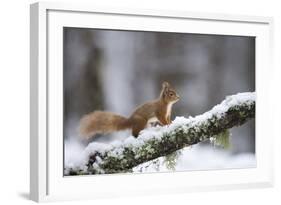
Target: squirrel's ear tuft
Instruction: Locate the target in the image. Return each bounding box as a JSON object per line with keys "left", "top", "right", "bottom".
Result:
{"left": 162, "top": 81, "right": 170, "bottom": 88}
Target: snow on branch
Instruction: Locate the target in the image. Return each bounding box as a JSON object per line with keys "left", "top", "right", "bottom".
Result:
{"left": 65, "top": 92, "right": 255, "bottom": 175}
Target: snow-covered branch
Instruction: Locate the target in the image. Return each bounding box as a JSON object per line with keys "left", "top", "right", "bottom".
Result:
{"left": 65, "top": 92, "right": 255, "bottom": 175}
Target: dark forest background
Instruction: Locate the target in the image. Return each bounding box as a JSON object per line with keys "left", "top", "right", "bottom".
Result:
{"left": 63, "top": 28, "right": 255, "bottom": 154}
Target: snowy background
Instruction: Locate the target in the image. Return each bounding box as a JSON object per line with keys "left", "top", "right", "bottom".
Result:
{"left": 63, "top": 28, "right": 256, "bottom": 174}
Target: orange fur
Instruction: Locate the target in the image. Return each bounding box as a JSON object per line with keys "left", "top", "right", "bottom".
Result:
{"left": 79, "top": 82, "right": 180, "bottom": 139}
{"left": 79, "top": 111, "right": 131, "bottom": 139}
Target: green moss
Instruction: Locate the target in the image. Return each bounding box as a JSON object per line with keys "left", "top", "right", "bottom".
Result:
{"left": 212, "top": 129, "right": 231, "bottom": 149}
{"left": 163, "top": 150, "right": 182, "bottom": 171}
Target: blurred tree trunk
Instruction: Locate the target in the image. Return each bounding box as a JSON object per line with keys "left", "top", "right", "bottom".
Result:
{"left": 64, "top": 29, "right": 105, "bottom": 137}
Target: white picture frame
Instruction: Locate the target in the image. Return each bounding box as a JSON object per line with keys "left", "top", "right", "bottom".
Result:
{"left": 30, "top": 2, "right": 274, "bottom": 202}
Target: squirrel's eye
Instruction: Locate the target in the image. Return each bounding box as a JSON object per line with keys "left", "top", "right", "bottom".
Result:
{"left": 169, "top": 93, "right": 174, "bottom": 97}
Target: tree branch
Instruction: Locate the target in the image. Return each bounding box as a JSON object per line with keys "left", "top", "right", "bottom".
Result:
{"left": 65, "top": 92, "right": 255, "bottom": 175}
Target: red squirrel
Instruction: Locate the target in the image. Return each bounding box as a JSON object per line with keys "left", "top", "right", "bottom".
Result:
{"left": 79, "top": 82, "right": 180, "bottom": 138}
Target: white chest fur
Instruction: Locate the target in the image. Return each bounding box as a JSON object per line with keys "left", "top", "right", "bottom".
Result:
{"left": 166, "top": 102, "right": 173, "bottom": 119}
{"left": 146, "top": 102, "right": 175, "bottom": 127}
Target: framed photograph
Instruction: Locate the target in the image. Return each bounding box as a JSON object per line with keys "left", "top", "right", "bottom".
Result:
{"left": 30, "top": 2, "right": 274, "bottom": 202}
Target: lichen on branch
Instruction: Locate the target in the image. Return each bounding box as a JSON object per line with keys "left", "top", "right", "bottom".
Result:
{"left": 65, "top": 92, "right": 255, "bottom": 175}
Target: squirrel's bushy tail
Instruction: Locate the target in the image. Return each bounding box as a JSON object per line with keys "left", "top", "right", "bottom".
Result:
{"left": 79, "top": 111, "right": 131, "bottom": 139}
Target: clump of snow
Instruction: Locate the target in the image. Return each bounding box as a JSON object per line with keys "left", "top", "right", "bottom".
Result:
{"left": 169, "top": 92, "right": 255, "bottom": 131}
{"left": 211, "top": 92, "right": 255, "bottom": 117}
{"left": 64, "top": 139, "right": 115, "bottom": 174}
{"left": 84, "top": 142, "right": 112, "bottom": 156}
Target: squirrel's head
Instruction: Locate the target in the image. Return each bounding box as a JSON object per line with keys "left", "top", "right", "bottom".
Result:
{"left": 160, "top": 81, "right": 180, "bottom": 104}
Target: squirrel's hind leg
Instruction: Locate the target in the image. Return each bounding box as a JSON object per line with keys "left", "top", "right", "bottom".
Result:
{"left": 131, "top": 116, "right": 147, "bottom": 138}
